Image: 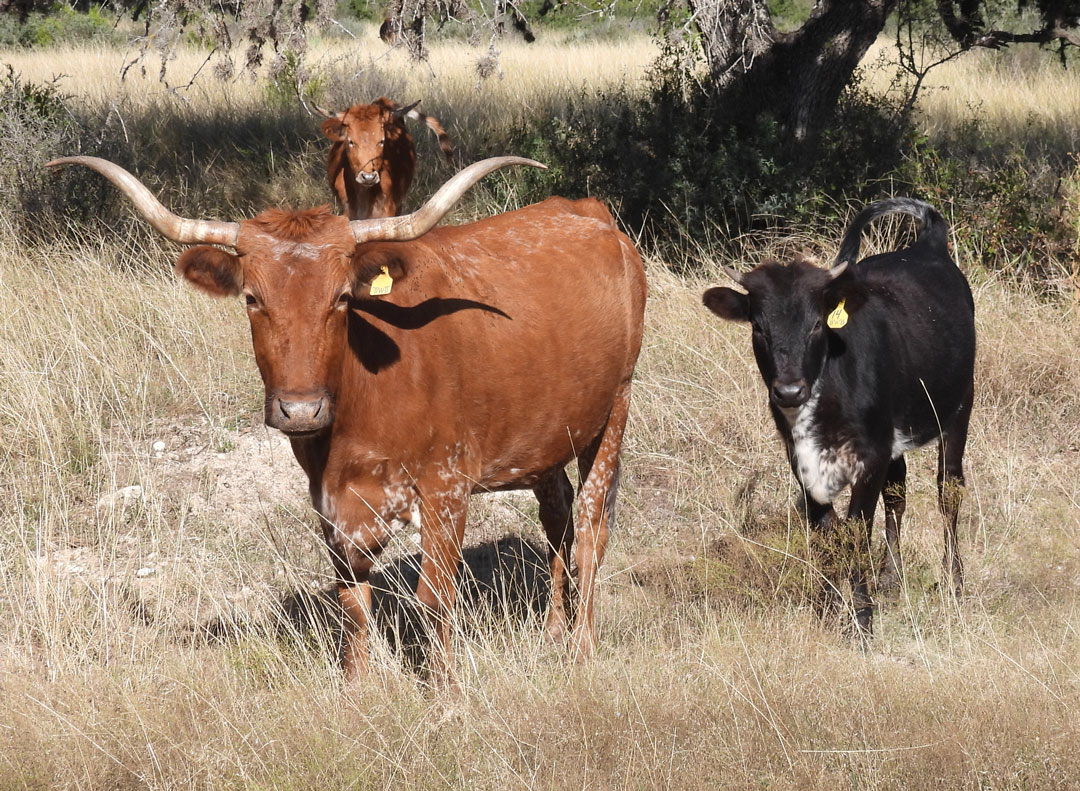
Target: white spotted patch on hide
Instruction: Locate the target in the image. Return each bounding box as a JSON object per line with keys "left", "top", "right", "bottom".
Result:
{"left": 891, "top": 429, "right": 918, "bottom": 460}
{"left": 783, "top": 389, "right": 864, "bottom": 505}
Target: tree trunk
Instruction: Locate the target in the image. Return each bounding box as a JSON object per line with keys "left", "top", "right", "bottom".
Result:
{"left": 687, "top": 0, "right": 897, "bottom": 148}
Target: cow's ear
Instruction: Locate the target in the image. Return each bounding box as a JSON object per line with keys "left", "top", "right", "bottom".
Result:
{"left": 351, "top": 249, "right": 408, "bottom": 294}
{"left": 824, "top": 279, "right": 868, "bottom": 317}
{"left": 703, "top": 286, "right": 749, "bottom": 322}
{"left": 175, "top": 246, "right": 242, "bottom": 297}
{"left": 321, "top": 117, "right": 345, "bottom": 141}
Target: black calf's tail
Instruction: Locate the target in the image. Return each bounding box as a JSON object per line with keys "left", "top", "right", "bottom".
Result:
{"left": 834, "top": 198, "right": 948, "bottom": 267}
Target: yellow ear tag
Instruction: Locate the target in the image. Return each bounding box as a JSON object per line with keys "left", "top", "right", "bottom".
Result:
{"left": 827, "top": 298, "right": 848, "bottom": 329}
{"left": 369, "top": 265, "right": 393, "bottom": 296}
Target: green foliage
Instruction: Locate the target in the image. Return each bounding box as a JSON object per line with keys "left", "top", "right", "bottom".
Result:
{"left": 767, "top": 0, "right": 814, "bottom": 31}
{"left": 0, "top": 67, "right": 121, "bottom": 240}
{"left": 263, "top": 50, "right": 327, "bottom": 109}
{"left": 513, "top": 0, "right": 667, "bottom": 35}
{"left": 509, "top": 51, "right": 913, "bottom": 260}
{"left": 335, "top": 0, "right": 383, "bottom": 22}
{"left": 896, "top": 126, "right": 1077, "bottom": 279}
{"left": 0, "top": 4, "right": 127, "bottom": 47}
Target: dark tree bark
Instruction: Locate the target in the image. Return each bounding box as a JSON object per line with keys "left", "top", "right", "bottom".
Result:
{"left": 686, "top": 0, "right": 897, "bottom": 147}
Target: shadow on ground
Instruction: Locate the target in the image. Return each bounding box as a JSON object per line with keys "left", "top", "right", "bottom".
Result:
{"left": 193, "top": 535, "right": 552, "bottom": 672}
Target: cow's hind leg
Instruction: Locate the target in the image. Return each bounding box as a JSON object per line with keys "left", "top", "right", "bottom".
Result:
{"left": 878, "top": 456, "right": 907, "bottom": 596}
{"left": 571, "top": 381, "right": 632, "bottom": 659}
{"left": 938, "top": 384, "right": 973, "bottom": 596}
{"left": 534, "top": 469, "right": 575, "bottom": 643}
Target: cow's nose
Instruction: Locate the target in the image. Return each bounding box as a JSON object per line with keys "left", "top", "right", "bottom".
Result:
{"left": 356, "top": 171, "right": 380, "bottom": 186}
{"left": 267, "top": 395, "right": 332, "bottom": 434}
{"left": 771, "top": 380, "right": 809, "bottom": 409}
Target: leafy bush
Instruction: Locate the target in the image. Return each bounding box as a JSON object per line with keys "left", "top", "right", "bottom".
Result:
{"left": 335, "top": 0, "right": 383, "bottom": 23}
{"left": 895, "top": 127, "right": 1078, "bottom": 279}
{"left": 0, "top": 4, "right": 128, "bottom": 48}
{"left": 509, "top": 51, "right": 913, "bottom": 261}
{"left": 0, "top": 67, "right": 124, "bottom": 240}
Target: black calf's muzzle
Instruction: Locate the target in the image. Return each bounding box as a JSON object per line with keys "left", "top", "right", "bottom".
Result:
{"left": 771, "top": 379, "right": 810, "bottom": 409}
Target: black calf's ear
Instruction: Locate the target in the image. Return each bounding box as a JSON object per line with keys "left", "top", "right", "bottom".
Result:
{"left": 825, "top": 281, "right": 868, "bottom": 317}
{"left": 175, "top": 246, "right": 242, "bottom": 297}
{"left": 703, "top": 286, "right": 750, "bottom": 322}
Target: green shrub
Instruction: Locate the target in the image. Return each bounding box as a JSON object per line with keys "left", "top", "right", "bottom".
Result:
{"left": 0, "top": 67, "right": 124, "bottom": 241}
{"left": 895, "top": 126, "right": 1077, "bottom": 279}
{"left": 508, "top": 51, "right": 913, "bottom": 262}
{"left": 0, "top": 4, "right": 128, "bottom": 48}
{"left": 335, "top": 0, "right": 383, "bottom": 22}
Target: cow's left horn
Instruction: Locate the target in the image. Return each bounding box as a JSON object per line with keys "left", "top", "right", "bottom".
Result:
{"left": 827, "top": 261, "right": 849, "bottom": 280}
{"left": 47, "top": 157, "right": 239, "bottom": 247}
{"left": 350, "top": 156, "right": 547, "bottom": 243}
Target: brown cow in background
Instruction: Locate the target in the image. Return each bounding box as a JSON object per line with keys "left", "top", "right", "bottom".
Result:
{"left": 320, "top": 98, "right": 454, "bottom": 220}
{"left": 47, "top": 155, "right": 647, "bottom": 684}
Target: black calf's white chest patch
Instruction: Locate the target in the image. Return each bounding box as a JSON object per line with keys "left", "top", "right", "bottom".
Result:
{"left": 783, "top": 391, "right": 864, "bottom": 505}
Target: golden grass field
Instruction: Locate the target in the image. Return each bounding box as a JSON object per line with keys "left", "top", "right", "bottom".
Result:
{"left": 2, "top": 25, "right": 1080, "bottom": 790}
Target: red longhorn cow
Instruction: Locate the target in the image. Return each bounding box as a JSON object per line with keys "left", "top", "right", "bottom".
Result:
{"left": 320, "top": 98, "right": 454, "bottom": 221}
{"left": 47, "top": 156, "right": 647, "bottom": 682}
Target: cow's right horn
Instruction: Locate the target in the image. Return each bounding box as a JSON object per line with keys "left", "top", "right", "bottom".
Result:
{"left": 721, "top": 265, "right": 746, "bottom": 286}
{"left": 391, "top": 100, "right": 421, "bottom": 120}
{"left": 350, "top": 156, "right": 547, "bottom": 244}
{"left": 46, "top": 157, "right": 239, "bottom": 247}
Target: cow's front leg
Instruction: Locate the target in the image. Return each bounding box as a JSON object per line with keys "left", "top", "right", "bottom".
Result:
{"left": 415, "top": 487, "right": 469, "bottom": 685}
{"left": 321, "top": 479, "right": 419, "bottom": 681}
{"left": 803, "top": 497, "right": 842, "bottom": 621}
{"left": 323, "top": 517, "right": 387, "bottom": 682}
{"left": 847, "top": 464, "right": 888, "bottom": 636}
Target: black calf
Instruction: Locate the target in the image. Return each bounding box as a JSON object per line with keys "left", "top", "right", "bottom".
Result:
{"left": 704, "top": 198, "right": 976, "bottom": 632}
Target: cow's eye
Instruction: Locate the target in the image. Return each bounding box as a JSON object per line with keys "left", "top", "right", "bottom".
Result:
{"left": 811, "top": 318, "right": 823, "bottom": 334}
{"left": 335, "top": 292, "right": 352, "bottom": 309}
{"left": 377, "top": 140, "right": 384, "bottom": 149}
{"left": 244, "top": 293, "right": 259, "bottom": 309}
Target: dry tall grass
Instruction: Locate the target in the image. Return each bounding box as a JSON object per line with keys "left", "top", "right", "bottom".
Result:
{"left": 2, "top": 29, "right": 1080, "bottom": 791}
{"left": 864, "top": 37, "right": 1080, "bottom": 155}
{"left": 2, "top": 30, "right": 657, "bottom": 128}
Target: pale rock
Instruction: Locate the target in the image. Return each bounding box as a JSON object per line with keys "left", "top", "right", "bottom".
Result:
{"left": 96, "top": 485, "right": 143, "bottom": 513}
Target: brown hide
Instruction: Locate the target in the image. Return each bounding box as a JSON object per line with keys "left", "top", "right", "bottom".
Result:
{"left": 228, "top": 197, "right": 646, "bottom": 679}
{"left": 323, "top": 99, "right": 417, "bottom": 221}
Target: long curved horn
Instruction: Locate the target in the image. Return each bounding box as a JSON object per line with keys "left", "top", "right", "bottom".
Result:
{"left": 46, "top": 157, "right": 239, "bottom": 247}
{"left": 350, "top": 156, "right": 547, "bottom": 243}
{"left": 827, "top": 260, "right": 849, "bottom": 280}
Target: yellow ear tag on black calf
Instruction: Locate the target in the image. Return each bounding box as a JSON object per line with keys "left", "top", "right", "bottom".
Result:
{"left": 827, "top": 298, "right": 848, "bottom": 329}
{"left": 369, "top": 265, "right": 393, "bottom": 296}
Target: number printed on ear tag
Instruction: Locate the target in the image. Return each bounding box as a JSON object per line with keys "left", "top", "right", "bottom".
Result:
{"left": 370, "top": 265, "right": 393, "bottom": 296}
{"left": 827, "top": 298, "right": 848, "bottom": 329}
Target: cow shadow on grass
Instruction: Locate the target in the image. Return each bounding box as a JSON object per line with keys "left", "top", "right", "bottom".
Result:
{"left": 193, "top": 535, "right": 551, "bottom": 673}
